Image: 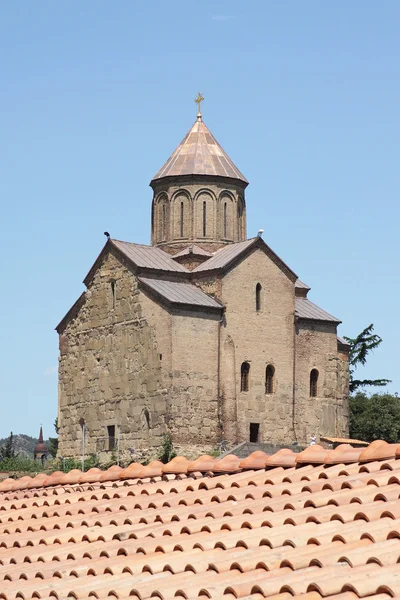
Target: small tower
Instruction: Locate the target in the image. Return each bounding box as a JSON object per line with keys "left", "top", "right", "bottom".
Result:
{"left": 34, "top": 426, "right": 49, "bottom": 464}
{"left": 150, "top": 94, "right": 248, "bottom": 255}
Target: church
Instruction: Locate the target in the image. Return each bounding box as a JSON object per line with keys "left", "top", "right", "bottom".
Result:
{"left": 56, "top": 97, "right": 349, "bottom": 460}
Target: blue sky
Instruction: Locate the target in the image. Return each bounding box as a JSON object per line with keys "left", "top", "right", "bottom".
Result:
{"left": 1, "top": 1, "right": 399, "bottom": 439}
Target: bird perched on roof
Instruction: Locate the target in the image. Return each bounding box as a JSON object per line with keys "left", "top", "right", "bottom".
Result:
{"left": 257, "top": 229, "right": 264, "bottom": 238}
{"left": 104, "top": 231, "right": 110, "bottom": 239}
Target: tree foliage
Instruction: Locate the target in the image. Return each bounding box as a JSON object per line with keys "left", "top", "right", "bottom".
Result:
{"left": 0, "top": 432, "right": 18, "bottom": 460}
{"left": 350, "top": 392, "right": 400, "bottom": 443}
{"left": 158, "top": 433, "right": 176, "bottom": 464}
{"left": 48, "top": 419, "right": 59, "bottom": 458}
{"left": 344, "top": 324, "right": 391, "bottom": 393}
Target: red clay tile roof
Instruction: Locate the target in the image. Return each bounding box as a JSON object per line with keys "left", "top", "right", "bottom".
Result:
{"left": 1, "top": 440, "right": 400, "bottom": 598}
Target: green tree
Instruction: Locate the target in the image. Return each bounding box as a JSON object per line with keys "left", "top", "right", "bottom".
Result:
{"left": 344, "top": 324, "right": 391, "bottom": 393}
{"left": 0, "top": 432, "right": 18, "bottom": 460}
{"left": 350, "top": 392, "right": 400, "bottom": 443}
{"left": 158, "top": 433, "right": 177, "bottom": 464}
{"left": 48, "top": 418, "right": 59, "bottom": 458}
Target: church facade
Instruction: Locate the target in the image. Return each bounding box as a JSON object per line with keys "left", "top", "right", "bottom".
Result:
{"left": 56, "top": 106, "right": 349, "bottom": 459}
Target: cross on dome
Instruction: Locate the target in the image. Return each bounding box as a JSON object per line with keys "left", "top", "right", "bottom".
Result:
{"left": 194, "top": 92, "right": 204, "bottom": 120}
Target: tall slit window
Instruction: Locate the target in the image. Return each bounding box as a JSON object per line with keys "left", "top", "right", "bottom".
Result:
{"left": 310, "top": 369, "right": 319, "bottom": 397}
{"left": 241, "top": 362, "right": 250, "bottom": 392}
{"left": 256, "top": 283, "right": 262, "bottom": 312}
{"left": 265, "top": 365, "right": 275, "bottom": 394}
{"left": 107, "top": 425, "right": 115, "bottom": 451}
{"left": 223, "top": 202, "right": 227, "bottom": 238}
{"left": 162, "top": 204, "right": 166, "bottom": 240}
{"left": 180, "top": 201, "right": 184, "bottom": 237}
{"left": 203, "top": 201, "right": 207, "bottom": 237}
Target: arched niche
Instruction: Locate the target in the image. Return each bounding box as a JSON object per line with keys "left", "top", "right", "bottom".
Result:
{"left": 171, "top": 191, "right": 191, "bottom": 240}
{"left": 154, "top": 193, "right": 169, "bottom": 243}
{"left": 194, "top": 190, "right": 216, "bottom": 239}
{"left": 237, "top": 196, "right": 246, "bottom": 241}
{"left": 219, "top": 192, "right": 235, "bottom": 241}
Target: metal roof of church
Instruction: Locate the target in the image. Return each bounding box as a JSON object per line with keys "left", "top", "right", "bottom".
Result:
{"left": 111, "top": 239, "right": 190, "bottom": 273}
{"left": 151, "top": 117, "right": 248, "bottom": 184}
{"left": 295, "top": 297, "right": 341, "bottom": 323}
{"left": 172, "top": 244, "right": 213, "bottom": 258}
{"left": 295, "top": 279, "right": 311, "bottom": 290}
{"left": 193, "top": 238, "right": 258, "bottom": 272}
{"left": 138, "top": 277, "right": 222, "bottom": 310}
{"left": 193, "top": 237, "right": 298, "bottom": 280}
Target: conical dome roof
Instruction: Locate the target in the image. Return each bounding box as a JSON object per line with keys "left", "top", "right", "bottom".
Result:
{"left": 151, "top": 117, "right": 248, "bottom": 185}
{"left": 34, "top": 426, "right": 48, "bottom": 454}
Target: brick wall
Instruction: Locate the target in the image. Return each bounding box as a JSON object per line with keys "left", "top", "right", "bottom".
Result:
{"left": 151, "top": 177, "right": 247, "bottom": 252}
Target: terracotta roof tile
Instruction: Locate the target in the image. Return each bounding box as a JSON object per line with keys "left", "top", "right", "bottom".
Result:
{"left": 0, "top": 439, "right": 399, "bottom": 598}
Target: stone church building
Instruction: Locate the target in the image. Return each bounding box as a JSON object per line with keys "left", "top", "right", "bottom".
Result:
{"left": 56, "top": 104, "right": 349, "bottom": 459}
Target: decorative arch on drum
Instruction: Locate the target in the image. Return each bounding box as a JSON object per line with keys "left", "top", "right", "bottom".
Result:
{"left": 171, "top": 189, "right": 192, "bottom": 240}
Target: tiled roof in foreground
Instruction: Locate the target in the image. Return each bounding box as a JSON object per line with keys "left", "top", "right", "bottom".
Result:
{"left": 1, "top": 439, "right": 400, "bottom": 598}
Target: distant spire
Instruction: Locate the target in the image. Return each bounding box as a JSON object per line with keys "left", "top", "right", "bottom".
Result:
{"left": 38, "top": 426, "right": 43, "bottom": 443}
{"left": 194, "top": 92, "right": 204, "bottom": 121}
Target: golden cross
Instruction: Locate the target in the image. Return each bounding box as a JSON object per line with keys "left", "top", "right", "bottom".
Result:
{"left": 194, "top": 92, "right": 204, "bottom": 117}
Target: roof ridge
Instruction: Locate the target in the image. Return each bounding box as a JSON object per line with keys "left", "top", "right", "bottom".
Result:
{"left": 2, "top": 439, "right": 398, "bottom": 491}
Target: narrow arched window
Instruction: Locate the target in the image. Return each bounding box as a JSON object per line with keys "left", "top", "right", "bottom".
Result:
{"left": 256, "top": 283, "right": 262, "bottom": 312}
{"left": 238, "top": 199, "right": 244, "bottom": 239}
{"left": 180, "top": 201, "right": 184, "bottom": 237}
{"left": 203, "top": 201, "right": 207, "bottom": 237}
{"left": 162, "top": 204, "right": 166, "bottom": 240}
{"left": 310, "top": 369, "right": 319, "bottom": 397}
{"left": 241, "top": 362, "right": 250, "bottom": 392}
{"left": 265, "top": 365, "right": 275, "bottom": 394}
{"left": 224, "top": 202, "right": 227, "bottom": 238}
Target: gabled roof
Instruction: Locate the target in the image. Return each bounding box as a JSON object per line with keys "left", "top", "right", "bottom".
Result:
{"left": 172, "top": 244, "right": 213, "bottom": 259}
{"left": 151, "top": 117, "right": 248, "bottom": 184}
{"left": 295, "top": 279, "right": 311, "bottom": 291}
{"left": 1, "top": 440, "right": 400, "bottom": 598}
{"left": 83, "top": 239, "right": 189, "bottom": 286}
{"left": 338, "top": 335, "right": 351, "bottom": 348}
{"left": 295, "top": 297, "right": 341, "bottom": 323}
{"left": 295, "top": 279, "right": 311, "bottom": 298}
{"left": 138, "top": 277, "right": 222, "bottom": 310}
{"left": 58, "top": 240, "right": 190, "bottom": 331}
{"left": 111, "top": 239, "right": 190, "bottom": 273}
{"left": 193, "top": 236, "right": 298, "bottom": 281}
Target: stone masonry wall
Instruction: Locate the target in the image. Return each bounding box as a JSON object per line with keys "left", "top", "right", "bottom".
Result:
{"left": 219, "top": 247, "right": 297, "bottom": 446}
{"left": 151, "top": 177, "right": 246, "bottom": 253}
{"left": 58, "top": 250, "right": 171, "bottom": 460}
{"left": 58, "top": 243, "right": 349, "bottom": 460}
{"left": 168, "top": 308, "right": 220, "bottom": 445}
{"left": 294, "top": 321, "right": 349, "bottom": 443}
